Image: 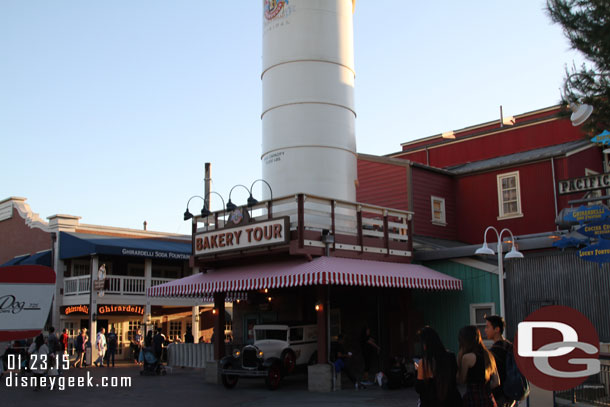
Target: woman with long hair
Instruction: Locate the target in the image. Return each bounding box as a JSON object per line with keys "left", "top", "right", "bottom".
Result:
{"left": 457, "top": 326, "right": 500, "bottom": 407}
{"left": 28, "top": 334, "right": 49, "bottom": 391}
{"left": 415, "top": 326, "right": 462, "bottom": 406}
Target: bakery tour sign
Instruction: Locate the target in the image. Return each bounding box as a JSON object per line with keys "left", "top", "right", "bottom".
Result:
{"left": 195, "top": 216, "right": 289, "bottom": 256}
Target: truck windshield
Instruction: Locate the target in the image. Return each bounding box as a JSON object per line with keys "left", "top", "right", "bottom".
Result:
{"left": 255, "top": 329, "right": 287, "bottom": 341}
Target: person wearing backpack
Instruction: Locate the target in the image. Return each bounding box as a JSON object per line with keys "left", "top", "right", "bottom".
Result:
{"left": 485, "top": 315, "right": 528, "bottom": 406}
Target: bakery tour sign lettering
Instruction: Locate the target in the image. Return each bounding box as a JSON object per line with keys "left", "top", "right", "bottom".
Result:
{"left": 195, "top": 217, "right": 289, "bottom": 256}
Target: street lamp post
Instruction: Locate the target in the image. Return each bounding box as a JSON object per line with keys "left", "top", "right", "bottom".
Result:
{"left": 475, "top": 227, "right": 524, "bottom": 318}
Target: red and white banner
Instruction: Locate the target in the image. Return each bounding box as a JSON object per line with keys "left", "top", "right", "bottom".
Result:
{"left": 0, "top": 265, "right": 56, "bottom": 342}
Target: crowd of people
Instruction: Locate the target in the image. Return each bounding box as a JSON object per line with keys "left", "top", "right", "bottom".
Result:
{"left": 413, "top": 315, "right": 516, "bottom": 407}
{"left": 330, "top": 316, "right": 519, "bottom": 407}
{"left": 2, "top": 316, "right": 521, "bottom": 404}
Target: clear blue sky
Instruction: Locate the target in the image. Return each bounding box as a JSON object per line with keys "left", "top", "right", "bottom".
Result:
{"left": 0, "top": 1, "right": 584, "bottom": 235}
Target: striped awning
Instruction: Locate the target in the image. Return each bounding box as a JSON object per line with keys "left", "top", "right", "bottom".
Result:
{"left": 147, "top": 257, "right": 462, "bottom": 298}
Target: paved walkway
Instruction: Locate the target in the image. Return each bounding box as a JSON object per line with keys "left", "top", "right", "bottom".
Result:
{"left": 1, "top": 362, "right": 421, "bottom": 407}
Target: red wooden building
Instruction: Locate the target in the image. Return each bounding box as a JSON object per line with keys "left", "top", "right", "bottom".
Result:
{"left": 357, "top": 105, "right": 604, "bottom": 245}
{"left": 357, "top": 105, "right": 610, "bottom": 348}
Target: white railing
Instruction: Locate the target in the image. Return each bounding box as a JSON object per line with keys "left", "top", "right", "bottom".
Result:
{"left": 64, "top": 276, "right": 176, "bottom": 296}
{"left": 63, "top": 276, "right": 91, "bottom": 295}
{"left": 196, "top": 194, "right": 413, "bottom": 255}
{"left": 151, "top": 278, "right": 174, "bottom": 287}
{"left": 198, "top": 193, "right": 412, "bottom": 241}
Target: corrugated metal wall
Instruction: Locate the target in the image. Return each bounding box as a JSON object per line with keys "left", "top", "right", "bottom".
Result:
{"left": 505, "top": 249, "right": 610, "bottom": 342}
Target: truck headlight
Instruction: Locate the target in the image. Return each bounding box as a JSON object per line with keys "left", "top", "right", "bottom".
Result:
{"left": 258, "top": 351, "right": 264, "bottom": 359}
{"left": 232, "top": 349, "right": 241, "bottom": 358}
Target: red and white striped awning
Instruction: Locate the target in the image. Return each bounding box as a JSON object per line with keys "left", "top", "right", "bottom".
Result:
{"left": 148, "top": 257, "right": 462, "bottom": 298}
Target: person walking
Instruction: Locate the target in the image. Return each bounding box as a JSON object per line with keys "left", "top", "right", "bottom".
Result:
{"left": 131, "top": 329, "right": 143, "bottom": 364}
{"left": 153, "top": 330, "right": 164, "bottom": 360}
{"left": 46, "top": 327, "right": 60, "bottom": 356}
{"left": 106, "top": 328, "right": 118, "bottom": 367}
{"left": 28, "top": 334, "right": 49, "bottom": 391}
{"left": 145, "top": 330, "right": 153, "bottom": 348}
{"left": 59, "top": 329, "right": 69, "bottom": 356}
{"left": 46, "top": 326, "right": 61, "bottom": 376}
{"left": 485, "top": 315, "right": 515, "bottom": 407}
{"left": 73, "top": 329, "right": 87, "bottom": 368}
{"left": 360, "top": 326, "right": 380, "bottom": 385}
{"left": 414, "top": 326, "right": 462, "bottom": 406}
{"left": 458, "top": 326, "right": 499, "bottom": 407}
{"left": 94, "top": 328, "right": 107, "bottom": 367}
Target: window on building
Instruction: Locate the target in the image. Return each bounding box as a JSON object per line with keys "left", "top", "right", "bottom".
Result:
{"left": 152, "top": 265, "right": 181, "bottom": 279}
{"left": 127, "top": 320, "right": 142, "bottom": 341}
{"left": 470, "top": 303, "right": 495, "bottom": 346}
{"left": 72, "top": 261, "right": 89, "bottom": 277}
{"left": 127, "top": 264, "right": 145, "bottom": 277}
{"left": 430, "top": 196, "right": 446, "bottom": 225}
{"left": 169, "top": 321, "right": 182, "bottom": 341}
{"left": 497, "top": 171, "right": 522, "bottom": 219}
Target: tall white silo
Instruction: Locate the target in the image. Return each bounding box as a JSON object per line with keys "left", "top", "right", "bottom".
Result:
{"left": 261, "top": 0, "right": 357, "bottom": 202}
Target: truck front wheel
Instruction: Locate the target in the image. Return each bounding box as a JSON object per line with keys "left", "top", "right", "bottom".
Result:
{"left": 221, "top": 362, "right": 239, "bottom": 389}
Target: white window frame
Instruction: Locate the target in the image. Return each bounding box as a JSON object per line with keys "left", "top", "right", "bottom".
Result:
{"left": 497, "top": 171, "right": 523, "bottom": 220}
{"left": 430, "top": 196, "right": 447, "bottom": 226}
{"left": 470, "top": 302, "right": 496, "bottom": 348}
{"left": 169, "top": 320, "right": 182, "bottom": 341}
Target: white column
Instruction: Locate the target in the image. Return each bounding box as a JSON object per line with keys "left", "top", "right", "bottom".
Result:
{"left": 89, "top": 255, "right": 99, "bottom": 366}
{"left": 191, "top": 266, "right": 200, "bottom": 343}
{"left": 192, "top": 306, "right": 200, "bottom": 343}
{"left": 51, "top": 234, "right": 63, "bottom": 329}
{"left": 144, "top": 259, "right": 152, "bottom": 334}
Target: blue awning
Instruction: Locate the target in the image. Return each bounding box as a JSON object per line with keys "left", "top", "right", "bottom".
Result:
{"left": 1, "top": 254, "right": 31, "bottom": 266}
{"left": 0, "top": 250, "right": 52, "bottom": 267}
{"left": 59, "top": 232, "right": 191, "bottom": 261}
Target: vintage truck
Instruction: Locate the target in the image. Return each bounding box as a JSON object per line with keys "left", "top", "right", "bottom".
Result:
{"left": 220, "top": 323, "right": 317, "bottom": 390}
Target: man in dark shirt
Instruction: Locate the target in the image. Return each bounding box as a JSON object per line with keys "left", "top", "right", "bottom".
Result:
{"left": 106, "top": 328, "right": 118, "bottom": 367}
{"left": 485, "top": 315, "right": 515, "bottom": 407}
{"left": 184, "top": 330, "right": 194, "bottom": 343}
{"left": 153, "top": 330, "right": 164, "bottom": 360}
{"left": 331, "top": 334, "right": 363, "bottom": 389}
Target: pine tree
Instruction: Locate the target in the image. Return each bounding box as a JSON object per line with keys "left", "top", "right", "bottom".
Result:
{"left": 547, "top": 0, "right": 610, "bottom": 133}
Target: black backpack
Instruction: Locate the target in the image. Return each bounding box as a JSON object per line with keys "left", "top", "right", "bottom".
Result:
{"left": 503, "top": 344, "right": 530, "bottom": 401}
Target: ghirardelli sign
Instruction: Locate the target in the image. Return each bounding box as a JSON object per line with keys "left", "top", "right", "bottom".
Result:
{"left": 194, "top": 217, "right": 290, "bottom": 256}
{"left": 0, "top": 265, "right": 56, "bottom": 342}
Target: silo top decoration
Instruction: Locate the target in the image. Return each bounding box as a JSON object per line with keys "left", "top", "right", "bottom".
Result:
{"left": 264, "top": 0, "right": 291, "bottom": 21}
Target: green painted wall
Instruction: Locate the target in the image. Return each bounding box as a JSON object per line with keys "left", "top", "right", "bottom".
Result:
{"left": 411, "top": 260, "right": 500, "bottom": 354}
